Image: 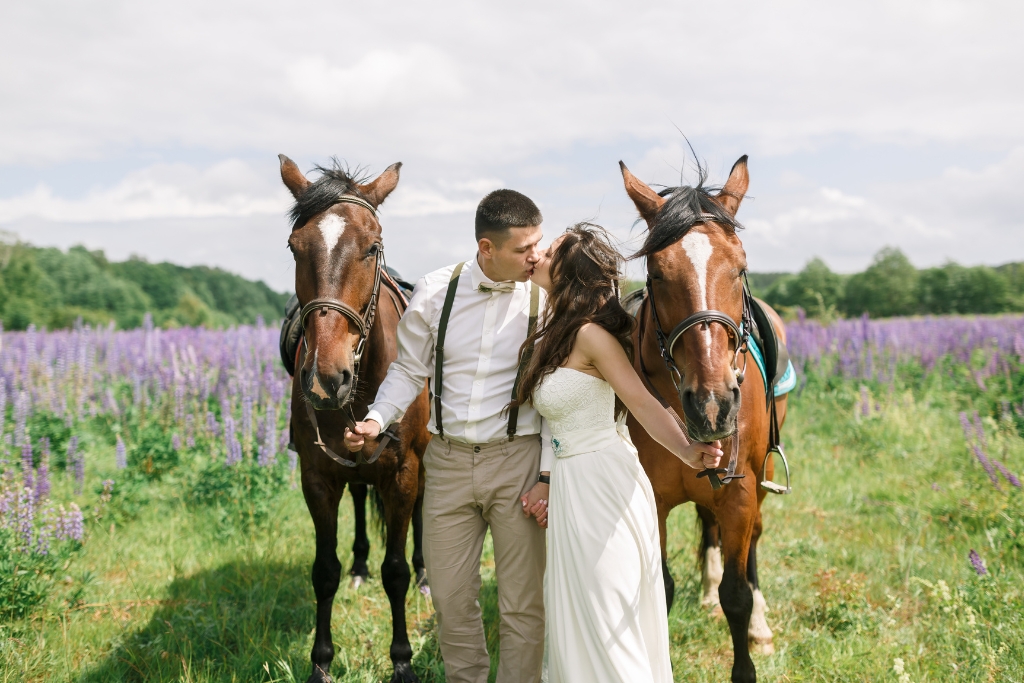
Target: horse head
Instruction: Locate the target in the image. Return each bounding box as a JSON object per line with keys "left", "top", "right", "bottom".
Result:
{"left": 280, "top": 154, "right": 401, "bottom": 411}
{"left": 621, "top": 156, "right": 750, "bottom": 441}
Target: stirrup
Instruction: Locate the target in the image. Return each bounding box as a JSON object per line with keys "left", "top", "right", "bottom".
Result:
{"left": 760, "top": 445, "right": 792, "bottom": 495}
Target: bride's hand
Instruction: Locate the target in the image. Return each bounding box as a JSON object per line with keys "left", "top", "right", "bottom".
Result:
{"left": 521, "top": 481, "right": 549, "bottom": 528}
{"left": 677, "top": 440, "right": 724, "bottom": 470}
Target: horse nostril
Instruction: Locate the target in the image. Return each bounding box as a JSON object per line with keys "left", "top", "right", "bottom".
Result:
{"left": 340, "top": 370, "right": 352, "bottom": 389}
{"left": 732, "top": 385, "right": 741, "bottom": 403}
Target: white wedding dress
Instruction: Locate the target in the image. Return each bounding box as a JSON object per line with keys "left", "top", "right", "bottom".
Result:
{"left": 534, "top": 367, "right": 673, "bottom": 683}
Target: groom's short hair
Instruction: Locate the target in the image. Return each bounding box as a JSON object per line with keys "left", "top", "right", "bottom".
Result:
{"left": 475, "top": 189, "right": 543, "bottom": 244}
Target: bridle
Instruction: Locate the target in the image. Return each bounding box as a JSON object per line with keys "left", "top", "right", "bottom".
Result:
{"left": 298, "top": 193, "right": 399, "bottom": 468}
{"left": 636, "top": 218, "right": 758, "bottom": 489}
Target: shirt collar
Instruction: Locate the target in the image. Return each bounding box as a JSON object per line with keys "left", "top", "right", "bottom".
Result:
{"left": 469, "top": 255, "right": 525, "bottom": 292}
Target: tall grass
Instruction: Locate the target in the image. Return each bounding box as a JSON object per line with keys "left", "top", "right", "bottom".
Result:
{"left": 2, "top": 366, "right": 1022, "bottom": 682}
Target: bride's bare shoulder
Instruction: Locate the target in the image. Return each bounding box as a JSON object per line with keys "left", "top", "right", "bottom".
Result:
{"left": 576, "top": 323, "right": 623, "bottom": 353}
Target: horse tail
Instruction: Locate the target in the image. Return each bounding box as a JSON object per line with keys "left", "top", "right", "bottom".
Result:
{"left": 369, "top": 485, "right": 387, "bottom": 542}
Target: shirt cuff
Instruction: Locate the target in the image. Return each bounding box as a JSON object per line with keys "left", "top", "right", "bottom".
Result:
{"left": 365, "top": 406, "right": 396, "bottom": 431}
{"left": 540, "top": 439, "right": 554, "bottom": 473}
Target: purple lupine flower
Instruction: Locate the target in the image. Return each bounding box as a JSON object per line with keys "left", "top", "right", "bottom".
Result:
{"left": 35, "top": 505, "right": 54, "bottom": 556}
{"left": 56, "top": 503, "right": 84, "bottom": 543}
{"left": 35, "top": 442, "right": 50, "bottom": 502}
{"left": 993, "top": 460, "right": 1022, "bottom": 488}
{"left": 17, "top": 486, "right": 34, "bottom": 551}
{"left": 970, "top": 444, "right": 1001, "bottom": 489}
{"left": 184, "top": 414, "right": 195, "bottom": 448}
{"left": 21, "top": 442, "right": 33, "bottom": 494}
{"left": 206, "top": 411, "right": 219, "bottom": 437}
{"left": 242, "top": 395, "right": 254, "bottom": 454}
{"left": 224, "top": 417, "right": 241, "bottom": 466}
{"left": 258, "top": 408, "right": 277, "bottom": 467}
{"left": 171, "top": 433, "right": 181, "bottom": 451}
{"left": 115, "top": 436, "right": 127, "bottom": 470}
{"left": 859, "top": 386, "right": 871, "bottom": 417}
{"left": 0, "top": 377, "right": 6, "bottom": 441}
{"left": 968, "top": 549, "right": 987, "bottom": 576}
{"left": 972, "top": 411, "right": 987, "bottom": 449}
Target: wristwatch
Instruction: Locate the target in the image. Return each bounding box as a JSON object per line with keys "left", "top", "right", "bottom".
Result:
{"left": 538, "top": 473, "right": 550, "bottom": 485}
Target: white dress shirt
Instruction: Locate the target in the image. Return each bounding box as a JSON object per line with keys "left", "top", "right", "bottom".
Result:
{"left": 365, "top": 257, "right": 554, "bottom": 472}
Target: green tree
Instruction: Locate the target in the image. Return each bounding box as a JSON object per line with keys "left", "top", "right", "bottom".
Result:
{"left": 843, "top": 247, "right": 919, "bottom": 318}
{"left": 763, "top": 258, "right": 844, "bottom": 318}
{"left": 918, "top": 263, "right": 1012, "bottom": 314}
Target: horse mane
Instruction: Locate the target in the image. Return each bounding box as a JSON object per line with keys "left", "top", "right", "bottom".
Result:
{"left": 288, "top": 158, "right": 373, "bottom": 230}
{"left": 632, "top": 159, "right": 744, "bottom": 259}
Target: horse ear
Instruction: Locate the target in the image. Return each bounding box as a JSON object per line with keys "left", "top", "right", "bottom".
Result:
{"left": 359, "top": 162, "right": 403, "bottom": 208}
{"left": 279, "top": 154, "right": 310, "bottom": 199}
{"left": 619, "top": 161, "right": 665, "bottom": 226}
{"left": 716, "top": 155, "right": 749, "bottom": 216}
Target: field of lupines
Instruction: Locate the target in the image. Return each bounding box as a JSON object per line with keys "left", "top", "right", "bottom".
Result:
{"left": 1, "top": 312, "right": 1023, "bottom": 682}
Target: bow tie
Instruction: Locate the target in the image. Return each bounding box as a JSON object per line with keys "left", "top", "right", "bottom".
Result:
{"left": 478, "top": 281, "right": 517, "bottom": 294}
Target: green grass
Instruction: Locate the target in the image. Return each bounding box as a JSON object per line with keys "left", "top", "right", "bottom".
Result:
{"left": 3, "top": 375, "right": 1024, "bottom": 682}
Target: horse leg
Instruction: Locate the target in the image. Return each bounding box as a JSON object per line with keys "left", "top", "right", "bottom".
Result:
{"left": 696, "top": 504, "right": 723, "bottom": 613}
{"left": 304, "top": 479, "right": 344, "bottom": 683}
{"left": 378, "top": 487, "right": 418, "bottom": 683}
{"left": 718, "top": 495, "right": 757, "bottom": 683}
{"left": 349, "top": 482, "right": 371, "bottom": 588}
{"left": 658, "top": 502, "right": 676, "bottom": 612}
{"left": 411, "top": 493, "right": 428, "bottom": 594}
{"left": 747, "top": 509, "right": 774, "bottom": 655}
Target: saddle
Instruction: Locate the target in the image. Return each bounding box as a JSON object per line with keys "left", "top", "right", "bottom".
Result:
{"left": 279, "top": 267, "right": 415, "bottom": 377}
{"left": 620, "top": 287, "right": 794, "bottom": 397}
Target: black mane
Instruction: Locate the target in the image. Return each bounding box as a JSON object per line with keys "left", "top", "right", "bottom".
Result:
{"left": 632, "top": 161, "right": 743, "bottom": 259}
{"left": 288, "top": 159, "right": 372, "bottom": 230}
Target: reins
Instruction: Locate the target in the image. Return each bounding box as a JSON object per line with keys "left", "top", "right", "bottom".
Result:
{"left": 637, "top": 269, "right": 787, "bottom": 492}
{"left": 299, "top": 193, "right": 401, "bottom": 469}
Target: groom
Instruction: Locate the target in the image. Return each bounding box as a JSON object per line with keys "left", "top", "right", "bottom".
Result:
{"left": 344, "top": 189, "right": 552, "bottom": 683}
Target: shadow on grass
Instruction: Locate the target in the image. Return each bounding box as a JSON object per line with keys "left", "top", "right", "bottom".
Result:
{"left": 77, "top": 561, "right": 506, "bottom": 683}
{"left": 78, "top": 560, "right": 313, "bottom": 683}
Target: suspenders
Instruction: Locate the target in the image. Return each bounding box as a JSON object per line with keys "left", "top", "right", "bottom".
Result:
{"left": 433, "top": 261, "right": 540, "bottom": 439}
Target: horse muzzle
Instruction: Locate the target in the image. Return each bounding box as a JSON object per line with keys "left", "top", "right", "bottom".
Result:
{"left": 301, "top": 366, "right": 354, "bottom": 410}
{"left": 680, "top": 384, "right": 741, "bottom": 442}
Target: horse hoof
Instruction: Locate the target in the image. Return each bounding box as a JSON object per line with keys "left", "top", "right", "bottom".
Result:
{"left": 389, "top": 661, "right": 420, "bottom": 683}
{"left": 350, "top": 575, "right": 367, "bottom": 589}
{"left": 750, "top": 639, "right": 775, "bottom": 656}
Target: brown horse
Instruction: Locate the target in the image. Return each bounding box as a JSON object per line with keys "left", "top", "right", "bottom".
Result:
{"left": 619, "top": 156, "right": 788, "bottom": 683}
{"left": 280, "top": 155, "right": 431, "bottom": 683}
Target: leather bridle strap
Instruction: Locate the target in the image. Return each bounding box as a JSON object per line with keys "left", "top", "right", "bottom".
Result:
{"left": 300, "top": 192, "right": 396, "bottom": 467}
{"left": 638, "top": 289, "right": 745, "bottom": 489}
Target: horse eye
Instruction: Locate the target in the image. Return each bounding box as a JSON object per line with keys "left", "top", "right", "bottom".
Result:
{"left": 366, "top": 244, "right": 380, "bottom": 258}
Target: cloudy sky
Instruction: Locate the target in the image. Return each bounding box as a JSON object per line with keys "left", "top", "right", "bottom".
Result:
{"left": 1, "top": 0, "right": 1022, "bottom": 292}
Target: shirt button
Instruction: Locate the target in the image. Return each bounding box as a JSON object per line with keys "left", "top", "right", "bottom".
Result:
{"left": 473, "top": 446, "right": 481, "bottom": 453}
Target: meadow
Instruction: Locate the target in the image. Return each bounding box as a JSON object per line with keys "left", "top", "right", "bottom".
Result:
{"left": 1, "top": 314, "right": 1023, "bottom": 682}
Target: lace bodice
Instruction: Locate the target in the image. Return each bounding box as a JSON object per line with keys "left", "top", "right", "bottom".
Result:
{"left": 533, "top": 367, "right": 616, "bottom": 437}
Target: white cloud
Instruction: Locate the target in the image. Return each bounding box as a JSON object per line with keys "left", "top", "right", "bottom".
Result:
{"left": 1, "top": 1, "right": 1022, "bottom": 166}
{"left": 740, "top": 146, "right": 1024, "bottom": 272}
{"left": 287, "top": 46, "right": 464, "bottom": 113}
{"left": 0, "top": 160, "right": 290, "bottom": 222}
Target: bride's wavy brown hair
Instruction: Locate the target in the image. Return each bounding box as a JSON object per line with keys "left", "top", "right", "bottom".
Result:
{"left": 516, "top": 223, "right": 634, "bottom": 415}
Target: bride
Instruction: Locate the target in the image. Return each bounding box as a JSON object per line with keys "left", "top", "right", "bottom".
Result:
{"left": 517, "top": 224, "right": 723, "bottom": 683}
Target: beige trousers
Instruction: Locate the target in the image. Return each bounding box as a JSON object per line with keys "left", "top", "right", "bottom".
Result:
{"left": 422, "top": 434, "right": 546, "bottom": 683}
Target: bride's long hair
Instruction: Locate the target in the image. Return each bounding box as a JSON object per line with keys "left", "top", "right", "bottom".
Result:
{"left": 516, "top": 223, "right": 635, "bottom": 414}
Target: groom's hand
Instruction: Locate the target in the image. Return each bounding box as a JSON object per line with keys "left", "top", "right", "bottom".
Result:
{"left": 343, "top": 420, "right": 382, "bottom": 452}
{"left": 521, "top": 480, "right": 550, "bottom": 528}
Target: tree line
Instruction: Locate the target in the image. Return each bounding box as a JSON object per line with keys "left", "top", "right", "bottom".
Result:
{"left": 0, "top": 239, "right": 289, "bottom": 330}
{"left": 748, "top": 247, "right": 1024, "bottom": 319}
